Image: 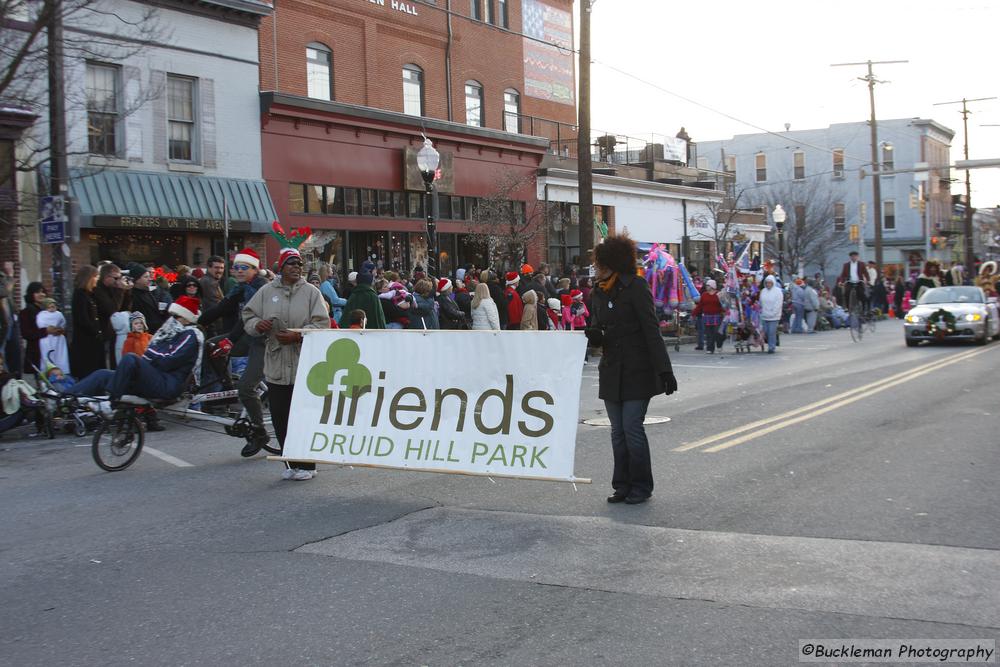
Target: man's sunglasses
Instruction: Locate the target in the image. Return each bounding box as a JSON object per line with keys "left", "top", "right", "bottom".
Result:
{"left": 284, "top": 260, "right": 303, "bottom": 267}
{"left": 232, "top": 264, "right": 253, "bottom": 271}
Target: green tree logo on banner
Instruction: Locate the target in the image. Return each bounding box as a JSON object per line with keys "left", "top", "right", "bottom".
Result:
{"left": 307, "top": 339, "right": 372, "bottom": 399}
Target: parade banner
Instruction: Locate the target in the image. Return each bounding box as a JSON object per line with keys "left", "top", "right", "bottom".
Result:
{"left": 279, "top": 331, "right": 590, "bottom": 482}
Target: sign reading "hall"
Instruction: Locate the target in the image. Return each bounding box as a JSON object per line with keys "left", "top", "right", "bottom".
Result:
{"left": 367, "top": 0, "right": 419, "bottom": 16}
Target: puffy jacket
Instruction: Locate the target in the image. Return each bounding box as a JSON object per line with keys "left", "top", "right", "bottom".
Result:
{"left": 242, "top": 277, "right": 331, "bottom": 385}
{"left": 759, "top": 285, "right": 784, "bottom": 321}
{"left": 471, "top": 299, "right": 500, "bottom": 330}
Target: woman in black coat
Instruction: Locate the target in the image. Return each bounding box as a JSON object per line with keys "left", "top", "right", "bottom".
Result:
{"left": 69, "top": 265, "right": 106, "bottom": 380}
{"left": 586, "top": 235, "right": 677, "bottom": 505}
{"left": 19, "top": 281, "right": 48, "bottom": 371}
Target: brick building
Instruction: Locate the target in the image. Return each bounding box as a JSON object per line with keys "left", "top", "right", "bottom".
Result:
{"left": 258, "top": 0, "right": 579, "bottom": 274}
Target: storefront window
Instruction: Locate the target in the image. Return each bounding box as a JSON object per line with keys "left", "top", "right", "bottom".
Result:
{"left": 438, "top": 233, "right": 455, "bottom": 277}
{"left": 438, "top": 194, "right": 452, "bottom": 220}
{"left": 343, "top": 188, "right": 359, "bottom": 216}
{"left": 378, "top": 191, "right": 393, "bottom": 217}
{"left": 390, "top": 232, "right": 408, "bottom": 272}
{"left": 289, "top": 184, "right": 305, "bottom": 213}
{"left": 408, "top": 192, "right": 424, "bottom": 219}
{"left": 392, "top": 193, "right": 406, "bottom": 218}
{"left": 94, "top": 231, "right": 186, "bottom": 267}
{"left": 330, "top": 187, "right": 346, "bottom": 215}
{"left": 410, "top": 233, "right": 428, "bottom": 271}
{"left": 306, "top": 185, "right": 324, "bottom": 214}
{"left": 451, "top": 197, "right": 464, "bottom": 220}
{"left": 359, "top": 189, "right": 377, "bottom": 216}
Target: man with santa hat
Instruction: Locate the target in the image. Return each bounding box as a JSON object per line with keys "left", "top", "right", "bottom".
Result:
{"left": 69, "top": 295, "right": 205, "bottom": 409}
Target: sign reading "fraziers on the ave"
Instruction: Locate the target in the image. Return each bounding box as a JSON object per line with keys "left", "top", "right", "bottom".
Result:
{"left": 366, "top": 0, "right": 420, "bottom": 16}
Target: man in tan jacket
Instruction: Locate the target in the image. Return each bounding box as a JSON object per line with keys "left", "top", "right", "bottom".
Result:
{"left": 243, "top": 248, "right": 330, "bottom": 480}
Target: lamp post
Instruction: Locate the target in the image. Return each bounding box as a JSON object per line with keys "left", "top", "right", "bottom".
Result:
{"left": 416, "top": 136, "right": 440, "bottom": 277}
{"left": 773, "top": 204, "right": 786, "bottom": 283}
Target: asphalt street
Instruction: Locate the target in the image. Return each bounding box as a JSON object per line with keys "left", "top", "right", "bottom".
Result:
{"left": 2, "top": 319, "right": 998, "bottom": 666}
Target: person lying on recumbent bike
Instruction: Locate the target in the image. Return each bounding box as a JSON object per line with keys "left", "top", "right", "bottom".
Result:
{"left": 69, "top": 296, "right": 204, "bottom": 431}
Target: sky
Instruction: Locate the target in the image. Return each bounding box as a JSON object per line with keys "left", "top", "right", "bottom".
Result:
{"left": 586, "top": 0, "right": 1000, "bottom": 206}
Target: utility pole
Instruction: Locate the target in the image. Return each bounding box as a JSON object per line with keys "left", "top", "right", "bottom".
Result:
{"left": 577, "top": 0, "right": 594, "bottom": 270}
{"left": 831, "top": 59, "right": 907, "bottom": 276}
{"left": 934, "top": 97, "right": 997, "bottom": 273}
{"left": 47, "top": 0, "right": 71, "bottom": 308}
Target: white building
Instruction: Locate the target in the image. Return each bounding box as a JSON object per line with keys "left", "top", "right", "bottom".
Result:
{"left": 8, "top": 0, "right": 275, "bottom": 289}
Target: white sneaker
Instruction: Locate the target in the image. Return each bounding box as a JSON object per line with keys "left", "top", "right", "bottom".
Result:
{"left": 281, "top": 467, "right": 296, "bottom": 480}
{"left": 291, "top": 468, "right": 316, "bottom": 481}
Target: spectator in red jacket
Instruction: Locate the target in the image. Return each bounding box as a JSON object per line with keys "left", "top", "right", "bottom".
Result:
{"left": 503, "top": 272, "right": 523, "bottom": 330}
{"left": 692, "top": 279, "right": 725, "bottom": 354}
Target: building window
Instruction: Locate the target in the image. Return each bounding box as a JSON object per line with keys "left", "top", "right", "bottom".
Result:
{"left": 883, "top": 200, "right": 895, "bottom": 230}
{"left": 86, "top": 62, "right": 121, "bottom": 156}
{"left": 834, "top": 202, "right": 845, "bottom": 231}
{"left": 882, "top": 144, "right": 894, "bottom": 172}
{"left": 832, "top": 149, "right": 844, "bottom": 178}
{"left": 470, "top": 0, "right": 482, "bottom": 20}
{"left": 755, "top": 153, "right": 766, "bottom": 182}
{"left": 793, "top": 151, "right": 805, "bottom": 180}
{"left": 503, "top": 88, "right": 520, "bottom": 133}
{"left": 402, "top": 64, "right": 424, "bottom": 116}
{"left": 306, "top": 43, "right": 332, "bottom": 101}
{"left": 724, "top": 155, "right": 736, "bottom": 173}
{"left": 498, "top": 0, "right": 508, "bottom": 27}
{"left": 167, "top": 75, "right": 197, "bottom": 162}
{"left": 465, "top": 80, "right": 484, "bottom": 127}
{"left": 485, "top": 0, "right": 495, "bottom": 24}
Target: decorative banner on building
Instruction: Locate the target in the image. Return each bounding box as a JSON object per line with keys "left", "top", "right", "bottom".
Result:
{"left": 281, "top": 331, "right": 589, "bottom": 482}
{"left": 522, "top": 0, "right": 575, "bottom": 106}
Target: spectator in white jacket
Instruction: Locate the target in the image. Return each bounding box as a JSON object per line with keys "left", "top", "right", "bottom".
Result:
{"left": 759, "top": 275, "right": 784, "bottom": 353}
{"left": 470, "top": 282, "right": 500, "bottom": 330}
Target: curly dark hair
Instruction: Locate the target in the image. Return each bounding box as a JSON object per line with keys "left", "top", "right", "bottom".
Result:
{"left": 593, "top": 234, "right": 638, "bottom": 275}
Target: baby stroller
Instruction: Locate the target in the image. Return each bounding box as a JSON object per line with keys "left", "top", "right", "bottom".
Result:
{"left": 33, "top": 363, "right": 102, "bottom": 437}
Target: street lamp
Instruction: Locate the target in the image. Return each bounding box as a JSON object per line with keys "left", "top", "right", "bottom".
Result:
{"left": 773, "top": 204, "right": 786, "bottom": 283}
{"left": 417, "top": 136, "right": 440, "bottom": 277}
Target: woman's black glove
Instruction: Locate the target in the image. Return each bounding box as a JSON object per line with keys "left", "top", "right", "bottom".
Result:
{"left": 661, "top": 372, "right": 678, "bottom": 396}
{"left": 584, "top": 326, "right": 603, "bottom": 347}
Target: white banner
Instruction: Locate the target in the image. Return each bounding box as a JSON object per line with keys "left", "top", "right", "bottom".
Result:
{"left": 281, "top": 331, "right": 589, "bottom": 482}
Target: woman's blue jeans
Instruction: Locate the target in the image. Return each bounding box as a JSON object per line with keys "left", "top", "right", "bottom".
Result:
{"left": 604, "top": 397, "right": 653, "bottom": 498}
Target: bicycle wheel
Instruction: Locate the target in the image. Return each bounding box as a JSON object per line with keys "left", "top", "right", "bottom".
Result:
{"left": 866, "top": 314, "right": 877, "bottom": 334}
{"left": 848, "top": 290, "right": 863, "bottom": 342}
{"left": 92, "top": 410, "right": 145, "bottom": 472}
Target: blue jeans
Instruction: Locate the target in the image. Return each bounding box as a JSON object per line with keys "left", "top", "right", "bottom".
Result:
{"left": 70, "top": 354, "right": 180, "bottom": 400}
{"left": 604, "top": 398, "right": 653, "bottom": 498}
{"left": 791, "top": 303, "right": 805, "bottom": 332}
{"left": 762, "top": 319, "right": 779, "bottom": 352}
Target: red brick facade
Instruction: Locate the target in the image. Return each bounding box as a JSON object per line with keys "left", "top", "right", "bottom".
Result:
{"left": 257, "top": 0, "right": 578, "bottom": 273}
{"left": 258, "top": 0, "right": 577, "bottom": 131}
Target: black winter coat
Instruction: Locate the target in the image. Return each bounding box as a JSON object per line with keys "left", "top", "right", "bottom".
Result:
{"left": 130, "top": 286, "right": 165, "bottom": 333}
{"left": 69, "top": 288, "right": 105, "bottom": 378}
{"left": 589, "top": 274, "right": 671, "bottom": 402}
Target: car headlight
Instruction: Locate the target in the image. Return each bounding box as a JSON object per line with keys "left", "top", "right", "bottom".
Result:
{"left": 905, "top": 314, "right": 923, "bottom": 323}
{"left": 964, "top": 312, "right": 983, "bottom": 322}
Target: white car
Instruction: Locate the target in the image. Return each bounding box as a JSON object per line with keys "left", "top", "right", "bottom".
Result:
{"left": 903, "top": 286, "right": 1000, "bottom": 346}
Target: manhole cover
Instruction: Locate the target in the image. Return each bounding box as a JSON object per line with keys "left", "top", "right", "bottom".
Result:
{"left": 582, "top": 416, "right": 671, "bottom": 426}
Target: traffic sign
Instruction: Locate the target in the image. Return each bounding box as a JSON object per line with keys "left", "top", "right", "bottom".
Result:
{"left": 41, "top": 220, "right": 65, "bottom": 244}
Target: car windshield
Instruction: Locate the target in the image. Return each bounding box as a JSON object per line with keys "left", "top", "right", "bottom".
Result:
{"left": 918, "top": 286, "right": 984, "bottom": 305}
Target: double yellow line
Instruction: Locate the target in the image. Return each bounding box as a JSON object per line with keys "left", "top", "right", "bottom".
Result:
{"left": 674, "top": 346, "right": 994, "bottom": 454}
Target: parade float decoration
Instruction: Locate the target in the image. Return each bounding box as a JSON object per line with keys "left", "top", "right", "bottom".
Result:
{"left": 270, "top": 220, "right": 313, "bottom": 250}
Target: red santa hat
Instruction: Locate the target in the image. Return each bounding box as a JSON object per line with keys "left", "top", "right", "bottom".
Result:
{"left": 233, "top": 248, "right": 260, "bottom": 268}
{"left": 560, "top": 294, "right": 572, "bottom": 307}
{"left": 570, "top": 289, "right": 583, "bottom": 300}
{"left": 277, "top": 247, "right": 301, "bottom": 270}
{"left": 168, "top": 295, "right": 201, "bottom": 322}
{"left": 505, "top": 271, "right": 520, "bottom": 286}
{"left": 437, "top": 278, "right": 452, "bottom": 293}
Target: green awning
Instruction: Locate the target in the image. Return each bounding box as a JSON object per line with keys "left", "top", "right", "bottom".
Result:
{"left": 68, "top": 168, "right": 276, "bottom": 234}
